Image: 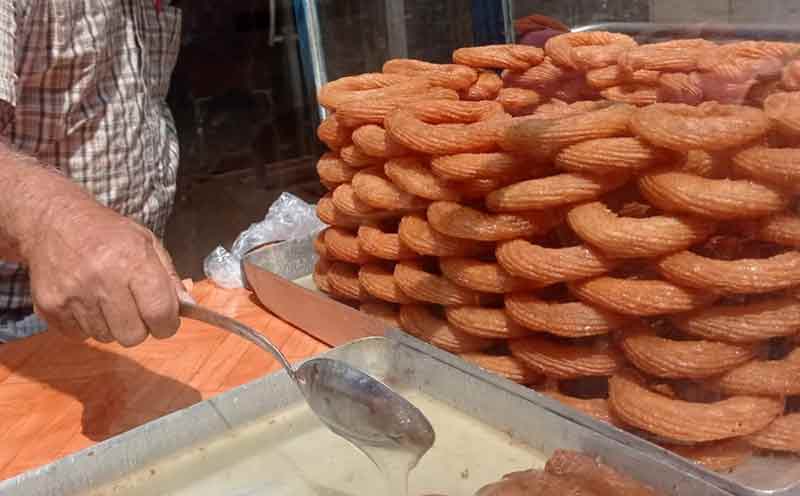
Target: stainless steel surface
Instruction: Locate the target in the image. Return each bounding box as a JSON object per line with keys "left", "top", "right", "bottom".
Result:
{"left": 242, "top": 238, "right": 389, "bottom": 346}
{"left": 299, "top": 0, "right": 328, "bottom": 120}
{"left": 243, "top": 234, "right": 318, "bottom": 282}
{"left": 178, "top": 301, "right": 435, "bottom": 469}
{"left": 385, "top": 0, "right": 409, "bottom": 59}
{"left": 573, "top": 22, "right": 800, "bottom": 41}
{"left": 502, "top": 0, "right": 515, "bottom": 43}
{"left": 1, "top": 336, "right": 732, "bottom": 496}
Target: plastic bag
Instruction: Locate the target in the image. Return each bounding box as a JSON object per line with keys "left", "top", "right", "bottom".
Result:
{"left": 204, "top": 192, "right": 326, "bottom": 288}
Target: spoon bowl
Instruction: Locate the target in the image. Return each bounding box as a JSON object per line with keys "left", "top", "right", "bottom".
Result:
{"left": 179, "top": 302, "right": 435, "bottom": 466}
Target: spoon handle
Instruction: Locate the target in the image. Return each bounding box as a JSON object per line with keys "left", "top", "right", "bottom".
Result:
{"left": 179, "top": 301, "right": 296, "bottom": 380}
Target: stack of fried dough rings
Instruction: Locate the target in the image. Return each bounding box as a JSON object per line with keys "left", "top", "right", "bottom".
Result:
{"left": 313, "top": 32, "right": 800, "bottom": 473}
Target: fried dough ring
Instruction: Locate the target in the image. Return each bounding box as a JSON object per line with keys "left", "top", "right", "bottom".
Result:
{"left": 696, "top": 72, "right": 754, "bottom": 105}
{"left": 313, "top": 229, "right": 329, "bottom": 258}
{"left": 357, "top": 224, "right": 418, "bottom": 261}
{"left": 460, "top": 353, "right": 542, "bottom": 384}
{"left": 751, "top": 213, "right": 800, "bottom": 248}
{"left": 545, "top": 32, "right": 637, "bottom": 70}
{"left": 327, "top": 262, "right": 371, "bottom": 301}
{"left": 316, "top": 194, "right": 360, "bottom": 229}
{"left": 505, "top": 293, "right": 627, "bottom": 337}
{"left": 317, "top": 73, "right": 418, "bottom": 109}
{"left": 351, "top": 167, "right": 429, "bottom": 211}
{"left": 608, "top": 370, "right": 784, "bottom": 443}
{"left": 671, "top": 296, "right": 800, "bottom": 343}
{"left": 453, "top": 44, "right": 544, "bottom": 71}
{"left": 567, "top": 201, "right": 716, "bottom": 258}
{"left": 619, "top": 326, "right": 756, "bottom": 379}
{"left": 323, "top": 226, "right": 374, "bottom": 264}
{"left": 340, "top": 144, "right": 382, "bottom": 168}
{"left": 382, "top": 58, "right": 478, "bottom": 90}
{"left": 317, "top": 113, "right": 352, "bottom": 150}
{"left": 747, "top": 413, "right": 800, "bottom": 453}
{"left": 656, "top": 250, "right": 800, "bottom": 295}
{"left": 509, "top": 335, "right": 626, "bottom": 379}
{"left": 351, "top": 124, "right": 412, "bottom": 159}
{"left": 545, "top": 448, "right": 662, "bottom": 494}
{"left": 618, "top": 39, "right": 716, "bottom": 73}
{"left": 549, "top": 77, "right": 600, "bottom": 103}
{"left": 496, "top": 239, "right": 617, "bottom": 286}
{"left": 313, "top": 258, "right": 332, "bottom": 293}
{"left": 320, "top": 179, "right": 339, "bottom": 191}
{"left": 501, "top": 57, "right": 575, "bottom": 90}
{"left": 439, "top": 257, "right": 540, "bottom": 294}
{"left": 534, "top": 99, "right": 614, "bottom": 118}
{"left": 555, "top": 137, "right": 675, "bottom": 175}
{"left": 569, "top": 276, "right": 715, "bottom": 316}
{"left": 669, "top": 440, "right": 753, "bottom": 472}
{"left": 631, "top": 103, "right": 771, "bottom": 152}
{"left": 501, "top": 103, "right": 635, "bottom": 158}
{"left": 335, "top": 87, "right": 459, "bottom": 128}
{"left": 444, "top": 305, "right": 530, "bottom": 339}
{"left": 733, "top": 146, "right": 800, "bottom": 193}
{"left": 385, "top": 100, "right": 509, "bottom": 155}
{"left": 397, "top": 214, "right": 490, "bottom": 257}
{"left": 384, "top": 157, "right": 462, "bottom": 201}
{"left": 398, "top": 304, "right": 493, "bottom": 353}
{"left": 657, "top": 72, "right": 704, "bottom": 105}
{"left": 707, "top": 348, "right": 800, "bottom": 397}
{"left": 358, "top": 263, "right": 414, "bottom": 304}
{"left": 638, "top": 171, "right": 789, "bottom": 220}
{"left": 394, "top": 261, "right": 486, "bottom": 306}
{"left": 601, "top": 85, "right": 658, "bottom": 106}
{"left": 360, "top": 301, "right": 399, "bottom": 327}
{"left": 428, "top": 201, "right": 562, "bottom": 242}
{"left": 544, "top": 392, "right": 624, "bottom": 427}
{"left": 571, "top": 44, "right": 630, "bottom": 71}
{"left": 461, "top": 71, "right": 503, "bottom": 101}
{"left": 783, "top": 59, "right": 800, "bottom": 90}
{"left": 699, "top": 41, "right": 799, "bottom": 82}
{"left": 496, "top": 87, "right": 543, "bottom": 116}
{"left": 331, "top": 183, "right": 382, "bottom": 218}
{"left": 586, "top": 65, "right": 660, "bottom": 89}
{"left": 430, "top": 152, "right": 534, "bottom": 181}
{"left": 317, "top": 152, "right": 359, "bottom": 185}
{"left": 764, "top": 91, "right": 800, "bottom": 136}
{"left": 486, "top": 172, "right": 629, "bottom": 212}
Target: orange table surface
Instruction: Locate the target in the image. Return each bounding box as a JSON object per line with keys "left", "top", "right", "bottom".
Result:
{"left": 0, "top": 280, "right": 330, "bottom": 481}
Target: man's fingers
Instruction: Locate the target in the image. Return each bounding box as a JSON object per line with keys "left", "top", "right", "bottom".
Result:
{"left": 130, "top": 252, "right": 180, "bottom": 340}
{"left": 70, "top": 300, "right": 114, "bottom": 343}
{"left": 151, "top": 238, "right": 194, "bottom": 304}
{"left": 35, "top": 305, "right": 89, "bottom": 342}
{"left": 100, "top": 288, "right": 149, "bottom": 347}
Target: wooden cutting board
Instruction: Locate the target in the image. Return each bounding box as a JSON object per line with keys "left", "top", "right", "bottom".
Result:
{"left": 0, "top": 279, "right": 330, "bottom": 480}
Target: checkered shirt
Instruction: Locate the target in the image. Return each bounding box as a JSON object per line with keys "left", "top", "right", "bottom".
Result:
{"left": 0, "top": 1, "right": 182, "bottom": 342}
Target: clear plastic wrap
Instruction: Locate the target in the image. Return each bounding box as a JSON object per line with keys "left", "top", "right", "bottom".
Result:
{"left": 204, "top": 193, "right": 325, "bottom": 288}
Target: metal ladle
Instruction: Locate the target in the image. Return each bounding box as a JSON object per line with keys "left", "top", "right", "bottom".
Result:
{"left": 179, "top": 301, "right": 435, "bottom": 465}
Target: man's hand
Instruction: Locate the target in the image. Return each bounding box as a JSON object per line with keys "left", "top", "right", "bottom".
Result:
{"left": 23, "top": 201, "right": 187, "bottom": 347}
{"left": 0, "top": 145, "right": 189, "bottom": 346}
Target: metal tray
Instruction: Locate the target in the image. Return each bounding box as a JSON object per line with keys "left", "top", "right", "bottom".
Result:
{"left": 240, "top": 238, "right": 800, "bottom": 496}
{"left": 1, "top": 334, "right": 731, "bottom": 496}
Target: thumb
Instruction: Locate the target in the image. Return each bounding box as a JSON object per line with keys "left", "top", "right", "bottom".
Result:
{"left": 150, "top": 237, "right": 196, "bottom": 304}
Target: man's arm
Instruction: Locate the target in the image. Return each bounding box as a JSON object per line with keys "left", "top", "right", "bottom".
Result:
{"left": 0, "top": 142, "right": 186, "bottom": 346}
{"left": 0, "top": 144, "right": 79, "bottom": 261}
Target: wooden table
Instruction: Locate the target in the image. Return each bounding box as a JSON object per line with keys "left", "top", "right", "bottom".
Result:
{"left": 0, "top": 280, "right": 330, "bottom": 481}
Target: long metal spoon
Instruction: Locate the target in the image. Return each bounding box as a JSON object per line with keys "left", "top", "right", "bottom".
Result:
{"left": 179, "top": 301, "right": 435, "bottom": 464}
